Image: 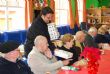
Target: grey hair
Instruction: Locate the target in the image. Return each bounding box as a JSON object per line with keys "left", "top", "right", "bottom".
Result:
{"left": 75, "top": 31, "right": 85, "bottom": 42}
{"left": 34, "top": 35, "right": 46, "bottom": 46}
{"left": 75, "top": 31, "right": 85, "bottom": 37}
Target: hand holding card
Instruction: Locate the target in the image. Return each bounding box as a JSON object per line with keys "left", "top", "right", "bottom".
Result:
{"left": 54, "top": 49, "right": 73, "bottom": 59}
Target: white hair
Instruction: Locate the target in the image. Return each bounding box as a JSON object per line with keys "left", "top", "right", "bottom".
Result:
{"left": 88, "top": 27, "right": 97, "bottom": 33}
{"left": 34, "top": 35, "right": 46, "bottom": 46}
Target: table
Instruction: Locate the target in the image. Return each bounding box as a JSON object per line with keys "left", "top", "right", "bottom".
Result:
{"left": 58, "top": 67, "right": 88, "bottom": 74}
{"left": 97, "top": 50, "right": 110, "bottom": 74}
{"left": 58, "top": 50, "right": 110, "bottom": 74}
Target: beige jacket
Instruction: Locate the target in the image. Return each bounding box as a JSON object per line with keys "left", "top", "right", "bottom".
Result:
{"left": 28, "top": 47, "right": 64, "bottom": 74}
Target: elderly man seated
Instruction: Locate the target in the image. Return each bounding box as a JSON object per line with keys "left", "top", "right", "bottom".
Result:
{"left": 83, "top": 27, "right": 99, "bottom": 48}
{"left": 28, "top": 35, "right": 70, "bottom": 74}
{"left": 0, "top": 41, "right": 33, "bottom": 74}
{"left": 74, "top": 31, "right": 86, "bottom": 52}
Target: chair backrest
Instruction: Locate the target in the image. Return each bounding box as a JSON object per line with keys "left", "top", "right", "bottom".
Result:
{"left": 3, "top": 31, "right": 22, "bottom": 44}
{"left": 0, "top": 33, "right": 4, "bottom": 43}
{"left": 20, "top": 30, "right": 27, "bottom": 44}
{"left": 57, "top": 27, "right": 64, "bottom": 35}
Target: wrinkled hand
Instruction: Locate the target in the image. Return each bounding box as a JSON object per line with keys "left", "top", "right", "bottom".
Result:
{"left": 98, "top": 43, "right": 103, "bottom": 48}
{"left": 44, "top": 48, "right": 53, "bottom": 59}
{"left": 62, "top": 59, "right": 71, "bottom": 66}
{"left": 54, "top": 48, "right": 59, "bottom": 51}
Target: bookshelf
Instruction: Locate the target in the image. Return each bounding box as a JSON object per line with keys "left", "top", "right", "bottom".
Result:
{"left": 87, "top": 7, "right": 110, "bottom": 28}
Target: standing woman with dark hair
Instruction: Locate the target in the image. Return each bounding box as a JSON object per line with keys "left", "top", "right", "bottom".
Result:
{"left": 24, "top": 6, "right": 55, "bottom": 57}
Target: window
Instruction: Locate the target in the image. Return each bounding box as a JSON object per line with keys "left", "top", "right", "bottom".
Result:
{"left": 0, "top": 0, "right": 25, "bottom": 32}
{"left": 55, "top": 0, "right": 69, "bottom": 27}
{"left": 77, "top": 0, "right": 83, "bottom": 24}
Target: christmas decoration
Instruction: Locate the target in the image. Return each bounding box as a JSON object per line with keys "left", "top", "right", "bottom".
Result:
{"left": 80, "top": 47, "right": 101, "bottom": 74}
